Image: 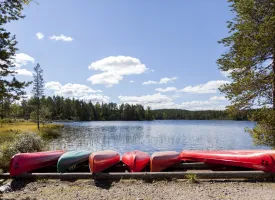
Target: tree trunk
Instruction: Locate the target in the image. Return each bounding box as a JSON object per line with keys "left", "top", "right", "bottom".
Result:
{"left": 37, "top": 97, "right": 40, "bottom": 130}
{"left": 273, "top": 58, "right": 275, "bottom": 111}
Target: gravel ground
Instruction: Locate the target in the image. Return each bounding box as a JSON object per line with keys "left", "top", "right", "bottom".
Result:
{"left": 1, "top": 179, "right": 275, "bottom": 200}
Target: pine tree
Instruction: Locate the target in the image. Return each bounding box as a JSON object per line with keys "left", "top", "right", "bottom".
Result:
{"left": 217, "top": 0, "right": 275, "bottom": 146}
{"left": 0, "top": 0, "right": 32, "bottom": 120}
{"left": 32, "top": 63, "right": 44, "bottom": 130}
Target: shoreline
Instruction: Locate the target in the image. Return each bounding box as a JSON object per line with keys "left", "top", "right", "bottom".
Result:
{"left": 2, "top": 179, "right": 275, "bottom": 200}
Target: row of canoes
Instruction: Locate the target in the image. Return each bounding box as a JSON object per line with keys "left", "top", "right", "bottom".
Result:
{"left": 9, "top": 149, "right": 275, "bottom": 176}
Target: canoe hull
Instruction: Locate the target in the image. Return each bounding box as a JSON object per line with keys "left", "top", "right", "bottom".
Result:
{"left": 89, "top": 150, "right": 120, "bottom": 173}
{"left": 150, "top": 151, "right": 180, "bottom": 172}
{"left": 122, "top": 150, "right": 150, "bottom": 172}
{"left": 10, "top": 150, "right": 65, "bottom": 176}
{"left": 180, "top": 151, "right": 275, "bottom": 172}
{"left": 57, "top": 151, "right": 92, "bottom": 173}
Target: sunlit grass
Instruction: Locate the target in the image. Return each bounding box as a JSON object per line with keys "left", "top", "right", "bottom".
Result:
{"left": 0, "top": 121, "right": 64, "bottom": 144}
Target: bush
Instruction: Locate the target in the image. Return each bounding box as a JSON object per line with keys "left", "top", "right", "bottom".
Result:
{"left": 40, "top": 127, "right": 61, "bottom": 139}
{"left": 0, "top": 141, "right": 19, "bottom": 171}
{"left": 14, "top": 133, "right": 45, "bottom": 152}
{"left": 0, "top": 133, "right": 46, "bottom": 172}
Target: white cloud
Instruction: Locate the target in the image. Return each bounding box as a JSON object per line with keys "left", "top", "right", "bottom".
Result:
{"left": 87, "top": 56, "right": 148, "bottom": 87}
{"left": 119, "top": 93, "right": 172, "bottom": 105}
{"left": 142, "top": 80, "right": 158, "bottom": 85}
{"left": 45, "top": 81, "right": 62, "bottom": 90}
{"left": 159, "top": 77, "right": 177, "bottom": 84}
{"left": 221, "top": 69, "right": 245, "bottom": 77}
{"left": 209, "top": 96, "right": 227, "bottom": 101}
{"left": 79, "top": 94, "right": 110, "bottom": 103}
{"left": 176, "top": 100, "right": 227, "bottom": 110}
{"left": 130, "top": 80, "right": 134, "bottom": 83}
{"left": 155, "top": 87, "right": 177, "bottom": 92}
{"left": 0, "top": 59, "right": 7, "bottom": 65}
{"left": 118, "top": 93, "right": 183, "bottom": 109}
{"left": 178, "top": 80, "right": 230, "bottom": 94}
{"left": 118, "top": 92, "right": 228, "bottom": 110}
{"left": 36, "top": 32, "right": 44, "bottom": 40}
{"left": 143, "top": 77, "right": 177, "bottom": 85}
{"left": 49, "top": 34, "right": 74, "bottom": 42}
{"left": 12, "top": 53, "right": 35, "bottom": 67}
{"left": 45, "top": 82, "right": 103, "bottom": 99}
{"left": 221, "top": 70, "right": 231, "bottom": 77}
{"left": 14, "top": 69, "right": 33, "bottom": 76}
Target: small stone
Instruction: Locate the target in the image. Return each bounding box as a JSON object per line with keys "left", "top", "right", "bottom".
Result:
{"left": 0, "top": 183, "right": 12, "bottom": 193}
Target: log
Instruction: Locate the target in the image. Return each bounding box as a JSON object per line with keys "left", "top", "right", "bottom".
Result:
{"left": 0, "top": 171, "right": 273, "bottom": 180}
{"left": 30, "top": 163, "right": 220, "bottom": 173}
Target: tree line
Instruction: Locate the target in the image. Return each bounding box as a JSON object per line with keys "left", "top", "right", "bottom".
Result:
{"left": 1, "top": 97, "right": 252, "bottom": 122}
{"left": 1, "top": 96, "right": 154, "bottom": 122}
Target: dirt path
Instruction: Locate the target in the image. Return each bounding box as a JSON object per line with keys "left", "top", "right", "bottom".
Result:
{"left": 1, "top": 179, "right": 275, "bottom": 200}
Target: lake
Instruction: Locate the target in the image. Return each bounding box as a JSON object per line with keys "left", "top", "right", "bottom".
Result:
{"left": 50, "top": 120, "right": 269, "bottom": 154}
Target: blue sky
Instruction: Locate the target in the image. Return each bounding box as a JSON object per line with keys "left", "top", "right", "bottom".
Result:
{"left": 6, "top": 0, "right": 233, "bottom": 110}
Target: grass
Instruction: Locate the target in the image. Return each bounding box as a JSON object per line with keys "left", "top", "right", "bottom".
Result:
{"left": 0, "top": 121, "right": 64, "bottom": 172}
{"left": 185, "top": 174, "right": 199, "bottom": 183}
{"left": 0, "top": 121, "right": 64, "bottom": 144}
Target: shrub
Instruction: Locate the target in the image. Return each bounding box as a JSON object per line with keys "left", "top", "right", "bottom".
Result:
{"left": 14, "top": 133, "right": 45, "bottom": 152}
{"left": 0, "top": 133, "right": 46, "bottom": 172}
{"left": 0, "top": 141, "right": 19, "bottom": 171}
{"left": 40, "top": 127, "right": 61, "bottom": 139}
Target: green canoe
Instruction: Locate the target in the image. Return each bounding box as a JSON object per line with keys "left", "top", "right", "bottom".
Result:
{"left": 57, "top": 150, "right": 92, "bottom": 173}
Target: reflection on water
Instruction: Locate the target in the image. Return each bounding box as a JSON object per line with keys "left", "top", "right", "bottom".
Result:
{"left": 50, "top": 120, "right": 269, "bottom": 154}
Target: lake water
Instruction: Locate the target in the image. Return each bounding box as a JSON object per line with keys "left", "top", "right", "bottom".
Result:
{"left": 50, "top": 120, "right": 270, "bottom": 154}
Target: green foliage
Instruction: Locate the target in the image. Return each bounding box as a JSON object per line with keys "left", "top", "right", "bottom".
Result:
{"left": 0, "top": 141, "right": 19, "bottom": 171}
{"left": 1, "top": 95, "right": 255, "bottom": 121}
{"left": 0, "top": 132, "right": 45, "bottom": 172}
{"left": 4, "top": 96, "right": 155, "bottom": 121}
{"left": 154, "top": 109, "right": 229, "bottom": 120}
{"left": 40, "top": 125, "right": 63, "bottom": 139}
{"left": 185, "top": 174, "right": 199, "bottom": 183}
{"left": 247, "top": 108, "right": 275, "bottom": 147}
{"left": 218, "top": 0, "right": 275, "bottom": 146}
{"left": 0, "top": 0, "right": 32, "bottom": 119}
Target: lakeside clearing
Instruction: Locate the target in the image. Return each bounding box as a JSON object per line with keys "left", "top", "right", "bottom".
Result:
{"left": 0, "top": 121, "right": 64, "bottom": 144}
{"left": 1, "top": 179, "right": 275, "bottom": 200}
{"left": 0, "top": 121, "right": 64, "bottom": 172}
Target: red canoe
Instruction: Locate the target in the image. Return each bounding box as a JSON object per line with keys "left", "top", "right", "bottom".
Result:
{"left": 150, "top": 151, "right": 181, "bottom": 172}
{"left": 180, "top": 151, "right": 275, "bottom": 172}
{"left": 9, "top": 150, "right": 65, "bottom": 176}
{"left": 122, "top": 150, "right": 150, "bottom": 172}
{"left": 89, "top": 150, "right": 120, "bottom": 173}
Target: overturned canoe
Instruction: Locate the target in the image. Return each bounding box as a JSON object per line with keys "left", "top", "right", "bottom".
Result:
{"left": 57, "top": 150, "right": 92, "bottom": 173}
{"left": 180, "top": 151, "right": 275, "bottom": 172}
{"left": 10, "top": 150, "right": 65, "bottom": 176}
{"left": 122, "top": 150, "right": 150, "bottom": 172}
{"left": 150, "top": 151, "right": 181, "bottom": 172}
{"left": 89, "top": 150, "right": 120, "bottom": 173}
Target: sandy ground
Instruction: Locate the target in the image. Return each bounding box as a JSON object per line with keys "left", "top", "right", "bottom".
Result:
{"left": 1, "top": 179, "right": 275, "bottom": 200}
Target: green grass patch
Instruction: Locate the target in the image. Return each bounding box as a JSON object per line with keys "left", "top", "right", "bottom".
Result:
{"left": 185, "top": 174, "right": 199, "bottom": 183}
{"left": 0, "top": 121, "right": 64, "bottom": 144}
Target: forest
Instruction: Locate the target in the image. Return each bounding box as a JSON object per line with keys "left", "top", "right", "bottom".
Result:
{"left": 0, "top": 96, "right": 251, "bottom": 122}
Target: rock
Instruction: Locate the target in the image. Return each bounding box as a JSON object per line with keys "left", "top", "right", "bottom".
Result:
{"left": 136, "top": 198, "right": 143, "bottom": 200}
{"left": 0, "top": 183, "right": 12, "bottom": 193}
